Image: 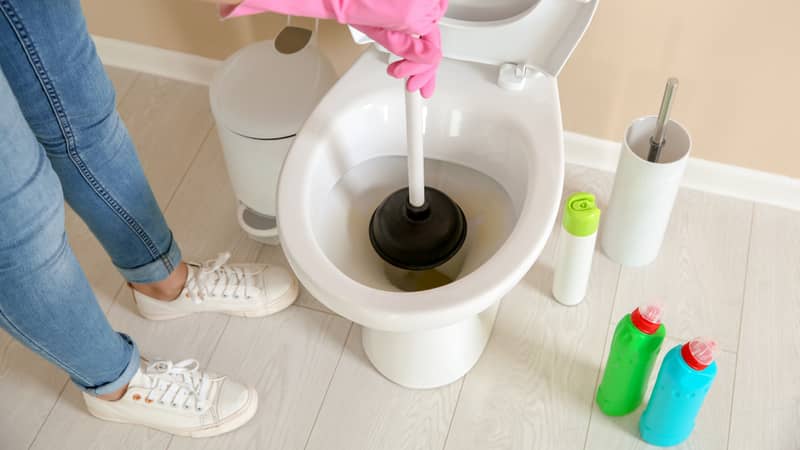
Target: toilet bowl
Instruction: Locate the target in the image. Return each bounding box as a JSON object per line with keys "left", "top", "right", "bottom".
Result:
{"left": 277, "top": 0, "right": 598, "bottom": 389}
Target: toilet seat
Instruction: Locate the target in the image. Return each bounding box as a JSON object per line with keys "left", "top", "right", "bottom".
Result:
{"left": 440, "top": 0, "right": 598, "bottom": 76}
{"left": 349, "top": 0, "right": 598, "bottom": 78}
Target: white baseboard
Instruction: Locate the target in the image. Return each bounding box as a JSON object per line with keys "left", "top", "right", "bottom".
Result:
{"left": 93, "top": 35, "right": 220, "bottom": 86}
{"left": 93, "top": 35, "right": 800, "bottom": 211}
{"left": 564, "top": 132, "right": 800, "bottom": 210}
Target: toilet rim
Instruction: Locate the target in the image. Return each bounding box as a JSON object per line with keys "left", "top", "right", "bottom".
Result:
{"left": 277, "top": 51, "right": 565, "bottom": 332}
{"left": 280, "top": 178, "right": 559, "bottom": 333}
{"left": 278, "top": 144, "right": 563, "bottom": 331}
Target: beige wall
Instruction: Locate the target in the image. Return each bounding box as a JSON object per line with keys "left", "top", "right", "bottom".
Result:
{"left": 82, "top": 0, "right": 800, "bottom": 178}
{"left": 81, "top": 0, "right": 366, "bottom": 75}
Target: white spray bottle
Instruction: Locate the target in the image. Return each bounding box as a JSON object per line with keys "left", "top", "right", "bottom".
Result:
{"left": 552, "top": 192, "right": 601, "bottom": 306}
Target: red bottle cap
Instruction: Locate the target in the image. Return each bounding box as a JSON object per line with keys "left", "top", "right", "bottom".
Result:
{"left": 630, "top": 304, "right": 662, "bottom": 335}
{"left": 681, "top": 338, "right": 717, "bottom": 370}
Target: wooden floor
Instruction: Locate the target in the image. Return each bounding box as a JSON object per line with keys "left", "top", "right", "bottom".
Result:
{"left": 1, "top": 67, "right": 798, "bottom": 450}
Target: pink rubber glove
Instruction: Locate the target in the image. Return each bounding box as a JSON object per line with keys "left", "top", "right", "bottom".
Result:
{"left": 221, "top": 0, "right": 447, "bottom": 98}
{"left": 356, "top": 26, "right": 442, "bottom": 98}
{"left": 221, "top": 0, "right": 445, "bottom": 36}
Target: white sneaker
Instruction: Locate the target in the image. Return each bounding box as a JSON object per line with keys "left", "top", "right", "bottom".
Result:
{"left": 83, "top": 359, "right": 257, "bottom": 438}
{"left": 133, "top": 252, "right": 299, "bottom": 320}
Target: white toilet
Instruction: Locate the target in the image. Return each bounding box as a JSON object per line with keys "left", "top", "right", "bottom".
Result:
{"left": 277, "top": 0, "right": 598, "bottom": 389}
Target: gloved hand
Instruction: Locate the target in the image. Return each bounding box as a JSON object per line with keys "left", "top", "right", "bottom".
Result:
{"left": 221, "top": 0, "right": 447, "bottom": 98}
{"left": 221, "top": 0, "right": 445, "bottom": 36}
{"left": 355, "top": 26, "right": 442, "bottom": 98}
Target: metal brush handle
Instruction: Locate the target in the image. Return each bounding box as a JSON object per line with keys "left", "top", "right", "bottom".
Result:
{"left": 648, "top": 78, "right": 679, "bottom": 162}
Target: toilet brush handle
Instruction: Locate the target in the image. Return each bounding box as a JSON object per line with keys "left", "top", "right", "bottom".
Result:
{"left": 406, "top": 90, "right": 426, "bottom": 207}
{"left": 647, "top": 78, "right": 679, "bottom": 162}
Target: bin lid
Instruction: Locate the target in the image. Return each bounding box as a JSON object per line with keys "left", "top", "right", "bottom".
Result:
{"left": 210, "top": 38, "right": 336, "bottom": 139}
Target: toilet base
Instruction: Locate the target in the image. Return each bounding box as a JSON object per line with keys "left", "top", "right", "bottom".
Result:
{"left": 361, "top": 300, "right": 501, "bottom": 389}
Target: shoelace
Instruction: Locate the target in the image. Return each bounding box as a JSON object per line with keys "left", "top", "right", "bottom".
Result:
{"left": 141, "top": 359, "right": 212, "bottom": 412}
{"left": 185, "top": 252, "right": 265, "bottom": 304}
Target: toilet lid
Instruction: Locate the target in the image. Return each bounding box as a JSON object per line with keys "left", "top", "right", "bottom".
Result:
{"left": 348, "top": 0, "right": 597, "bottom": 77}
{"left": 440, "top": 0, "right": 598, "bottom": 76}
{"left": 210, "top": 38, "right": 336, "bottom": 139}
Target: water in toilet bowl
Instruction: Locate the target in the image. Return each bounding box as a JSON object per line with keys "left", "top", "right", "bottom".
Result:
{"left": 312, "top": 156, "right": 516, "bottom": 292}
{"left": 385, "top": 266, "right": 454, "bottom": 292}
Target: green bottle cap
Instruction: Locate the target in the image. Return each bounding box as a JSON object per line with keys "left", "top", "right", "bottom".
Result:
{"left": 563, "top": 192, "right": 601, "bottom": 237}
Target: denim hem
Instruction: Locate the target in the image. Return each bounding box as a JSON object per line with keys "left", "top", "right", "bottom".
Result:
{"left": 78, "top": 333, "right": 140, "bottom": 396}
{"left": 117, "top": 237, "right": 182, "bottom": 284}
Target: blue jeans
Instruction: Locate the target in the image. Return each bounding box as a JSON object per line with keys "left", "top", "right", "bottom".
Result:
{"left": 0, "top": 0, "right": 182, "bottom": 395}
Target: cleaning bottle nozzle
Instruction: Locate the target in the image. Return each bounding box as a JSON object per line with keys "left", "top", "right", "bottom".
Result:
{"left": 682, "top": 338, "right": 717, "bottom": 370}
{"left": 563, "top": 192, "right": 601, "bottom": 237}
{"left": 631, "top": 304, "right": 663, "bottom": 334}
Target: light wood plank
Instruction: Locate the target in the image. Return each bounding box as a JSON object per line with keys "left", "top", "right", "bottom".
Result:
{"left": 32, "top": 381, "right": 173, "bottom": 450}
{"left": 729, "top": 204, "right": 800, "bottom": 450}
{"left": 305, "top": 325, "right": 460, "bottom": 450}
{"left": 444, "top": 166, "right": 619, "bottom": 450}
{"left": 106, "top": 66, "right": 139, "bottom": 104}
{"left": 584, "top": 337, "right": 736, "bottom": 450}
{"left": 117, "top": 73, "right": 214, "bottom": 208}
{"left": 0, "top": 332, "right": 66, "bottom": 450}
{"left": 168, "top": 308, "right": 351, "bottom": 450}
{"left": 610, "top": 190, "right": 753, "bottom": 352}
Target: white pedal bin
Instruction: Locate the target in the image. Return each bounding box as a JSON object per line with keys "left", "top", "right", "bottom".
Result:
{"left": 210, "top": 35, "right": 336, "bottom": 244}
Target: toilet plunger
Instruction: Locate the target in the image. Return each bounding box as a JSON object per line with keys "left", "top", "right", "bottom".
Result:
{"left": 369, "top": 90, "right": 467, "bottom": 271}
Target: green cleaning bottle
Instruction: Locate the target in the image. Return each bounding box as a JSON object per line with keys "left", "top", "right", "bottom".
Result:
{"left": 596, "top": 304, "right": 666, "bottom": 416}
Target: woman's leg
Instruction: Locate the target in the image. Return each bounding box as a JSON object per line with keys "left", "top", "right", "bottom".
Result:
{"left": 0, "top": 2, "right": 278, "bottom": 435}
{"left": 0, "top": 0, "right": 299, "bottom": 322}
{"left": 0, "top": 66, "right": 140, "bottom": 397}
{"left": 0, "top": 0, "right": 183, "bottom": 289}
{"left": 0, "top": 77, "right": 259, "bottom": 429}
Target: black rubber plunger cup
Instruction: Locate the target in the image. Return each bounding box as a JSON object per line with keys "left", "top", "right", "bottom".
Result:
{"left": 368, "top": 90, "right": 468, "bottom": 291}
{"left": 369, "top": 187, "right": 467, "bottom": 270}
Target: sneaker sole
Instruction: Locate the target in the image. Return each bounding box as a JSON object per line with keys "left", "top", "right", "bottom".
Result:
{"left": 135, "top": 279, "right": 300, "bottom": 321}
{"left": 87, "top": 387, "right": 259, "bottom": 438}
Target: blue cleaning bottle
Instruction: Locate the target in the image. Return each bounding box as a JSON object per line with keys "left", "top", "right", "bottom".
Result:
{"left": 639, "top": 338, "right": 718, "bottom": 446}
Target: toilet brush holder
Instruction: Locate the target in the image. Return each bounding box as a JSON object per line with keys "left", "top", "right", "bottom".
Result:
{"left": 600, "top": 116, "right": 691, "bottom": 267}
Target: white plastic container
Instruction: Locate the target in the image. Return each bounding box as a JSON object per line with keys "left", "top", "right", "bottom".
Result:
{"left": 210, "top": 32, "right": 336, "bottom": 245}
{"left": 601, "top": 116, "right": 691, "bottom": 266}
{"left": 553, "top": 192, "right": 601, "bottom": 306}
